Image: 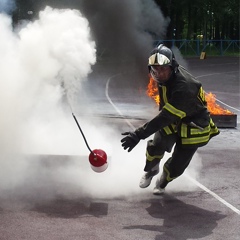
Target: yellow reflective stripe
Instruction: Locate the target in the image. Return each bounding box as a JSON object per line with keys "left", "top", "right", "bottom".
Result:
{"left": 209, "top": 122, "right": 219, "bottom": 135}
{"left": 190, "top": 120, "right": 219, "bottom": 136}
{"left": 163, "top": 166, "right": 175, "bottom": 181}
{"left": 162, "top": 86, "right": 168, "bottom": 104}
{"left": 210, "top": 118, "right": 214, "bottom": 125}
{"left": 163, "top": 126, "right": 172, "bottom": 135}
{"left": 171, "top": 123, "right": 177, "bottom": 133}
{"left": 210, "top": 118, "right": 219, "bottom": 134}
{"left": 181, "top": 119, "right": 219, "bottom": 145}
{"left": 164, "top": 124, "right": 178, "bottom": 135}
{"left": 181, "top": 123, "right": 188, "bottom": 137}
{"left": 163, "top": 103, "right": 186, "bottom": 118}
{"left": 182, "top": 135, "right": 211, "bottom": 145}
{"left": 146, "top": 151, "right": 164, "bottom": 162}
{"left": 190, "top": 125, "right": 210, "bottom": 135}
{"left": 197, "top": 86, "right": 206, "bottom": 104}
{"left": 210, "top": 127, "right": 219, "bottom": 135}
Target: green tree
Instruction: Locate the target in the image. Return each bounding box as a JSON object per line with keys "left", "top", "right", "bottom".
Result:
{"left": 154, "top": 0, "right": 239, "bottom": 40}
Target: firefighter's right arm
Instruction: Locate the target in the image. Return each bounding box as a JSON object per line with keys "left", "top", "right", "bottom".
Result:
{"left": 135, "top": 108, "right": 180, "bottom": 139}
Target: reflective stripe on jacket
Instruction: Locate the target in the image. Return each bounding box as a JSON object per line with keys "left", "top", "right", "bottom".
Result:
{"left": 162, "top": 118, "right": 219, "bottom": 147}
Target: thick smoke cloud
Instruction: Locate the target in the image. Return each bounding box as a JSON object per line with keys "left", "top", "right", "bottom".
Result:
{"left": 0, "top": 6, "right": 98, "bottom": 202}
{"left": 0, "top": 1, "right": 200, "bottom": 205}
{"left": 18, "top": 0, "right": 169, "bottom": 71}
{"left": 72, "top": 0, "right": 170, "bottom": 71}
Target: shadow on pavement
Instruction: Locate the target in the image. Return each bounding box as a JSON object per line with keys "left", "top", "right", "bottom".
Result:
{"left": 31, "top": 198, "right": 108, "bottom": 219}
{"left": 124, "top": 194, "right": 226, "bottom": 240}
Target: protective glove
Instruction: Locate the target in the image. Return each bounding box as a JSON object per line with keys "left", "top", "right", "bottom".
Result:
{"left": 121, "top": 131, "right": 140, "bottom": 152}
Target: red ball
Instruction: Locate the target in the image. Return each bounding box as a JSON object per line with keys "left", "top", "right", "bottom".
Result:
{"left": 89, "top": 149, "right": 108, "bottom": 172}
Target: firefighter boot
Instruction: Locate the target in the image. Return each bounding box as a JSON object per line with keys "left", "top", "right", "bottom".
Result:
{"left": 153, "top": 170, "right": 168, "bottom": 195}
{"left": 139, "top": 164, "right": 159, "bottom": 188}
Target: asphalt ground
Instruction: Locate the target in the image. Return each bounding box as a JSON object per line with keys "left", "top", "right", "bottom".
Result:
{"left": 0, "top": 56, "right": 239, "bottom": 240}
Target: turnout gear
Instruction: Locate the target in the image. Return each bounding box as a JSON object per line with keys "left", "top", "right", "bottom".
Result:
{"left": 121, "top": 132, "right": 140, "bottom": 152}
{"left": 120, "top": 44, "right": 220, "bottom": 194}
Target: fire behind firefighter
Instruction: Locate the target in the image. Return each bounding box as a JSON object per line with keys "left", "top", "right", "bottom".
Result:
{"left": 121, "top": 44, "right": 220, "bottom": 195}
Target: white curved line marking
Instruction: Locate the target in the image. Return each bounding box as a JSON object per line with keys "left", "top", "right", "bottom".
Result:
{"left": 196, "top": 71, "right": 238, "bottom": 78}
{"left": 197, "top": 71, "right": 240, "bottom": 112}
{"left": 105, "top": 75, "right": 135, "bottom": 129}
{"left": 105, "top": 73, "right": 240, "bottom": 215}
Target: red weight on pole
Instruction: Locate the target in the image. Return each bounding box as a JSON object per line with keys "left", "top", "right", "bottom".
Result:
{"left": 89, "top": 149, "right": 108, "bottom": 173}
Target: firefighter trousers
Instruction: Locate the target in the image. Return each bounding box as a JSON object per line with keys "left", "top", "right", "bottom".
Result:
{"left": 144, "top": 130, "right": 198, "bottom": 182}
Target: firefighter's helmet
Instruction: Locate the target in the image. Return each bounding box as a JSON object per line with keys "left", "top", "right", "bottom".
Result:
{"left": 148, "top": 44, "right": 179, "bottom": 83}
{"left": 148, "top": 44, "right": 178, "bottom": 68}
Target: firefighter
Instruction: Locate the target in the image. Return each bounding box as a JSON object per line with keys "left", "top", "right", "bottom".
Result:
{"left": 121, "top": 44, "right": 220, "bottom": 195}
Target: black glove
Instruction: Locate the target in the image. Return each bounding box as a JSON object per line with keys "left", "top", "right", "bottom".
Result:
{"left": 121, "top": 131, "right": 140, "bottom": 152}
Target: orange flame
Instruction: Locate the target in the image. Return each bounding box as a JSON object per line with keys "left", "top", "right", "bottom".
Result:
{"left": 146, "top": 77, "right": 234, "bottom": 115}
{"left": 146, "top": 77, "right": 160, "bottom": 104}
{"left": 205, "top": 92, "right": 233, "bottom": 115}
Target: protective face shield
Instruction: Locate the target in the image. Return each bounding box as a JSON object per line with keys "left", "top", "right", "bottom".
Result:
{"left": 148, "top": 44, "right": 178, "bottom": 84}
{"left": 150, "top": 65, "right": 172, "bottom": 83}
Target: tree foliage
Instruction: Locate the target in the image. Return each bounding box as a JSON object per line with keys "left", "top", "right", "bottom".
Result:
{"left": 155, "top": 0, "right": 239, "bottom": 40}
{"left": 12, "top": 0, "right": 239, "bottom": 41}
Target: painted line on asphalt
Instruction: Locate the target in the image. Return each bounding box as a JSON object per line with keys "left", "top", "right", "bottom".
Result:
{"left": 106, "top": 74, "right": 240, "bottom": 215}
{"left": 197, "top": 71, "right": 240, "bottom": 112}
{"left": 185, "top": 174, "right": 240, "bottom": 215}
{"left": 105, "top": 75, "right": 136, "bottom": 130}
{"left": 196, "top": 70, "right": 238, "bottom": 78}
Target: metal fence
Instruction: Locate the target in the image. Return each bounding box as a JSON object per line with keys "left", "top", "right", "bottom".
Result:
{"left": 153, "top": 39, "right": 240, "bottom": 56}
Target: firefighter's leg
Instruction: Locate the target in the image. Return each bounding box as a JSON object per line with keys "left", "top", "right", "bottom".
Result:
{"left": 154, "top": 143, "right": 198, "bottom": 194}
{"left": 139, "top": 131, "right": 177, "bottom": 188}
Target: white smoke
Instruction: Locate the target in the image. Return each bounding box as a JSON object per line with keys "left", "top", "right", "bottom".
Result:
{"left": 172, "top": 45, "right": 189, "bottom": 69}
{"left": 0, "top": 6, "right": 97, "bottom": 199}
{"left": 0, "top": 3, "right": 201, "bottom": 205}
{"left": 0, "top": 6, "right": 151, "bottom": 204}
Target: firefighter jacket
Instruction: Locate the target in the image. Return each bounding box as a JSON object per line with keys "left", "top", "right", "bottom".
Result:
{"left": 135, "top": 66, "right": 220, "bottom": 148}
